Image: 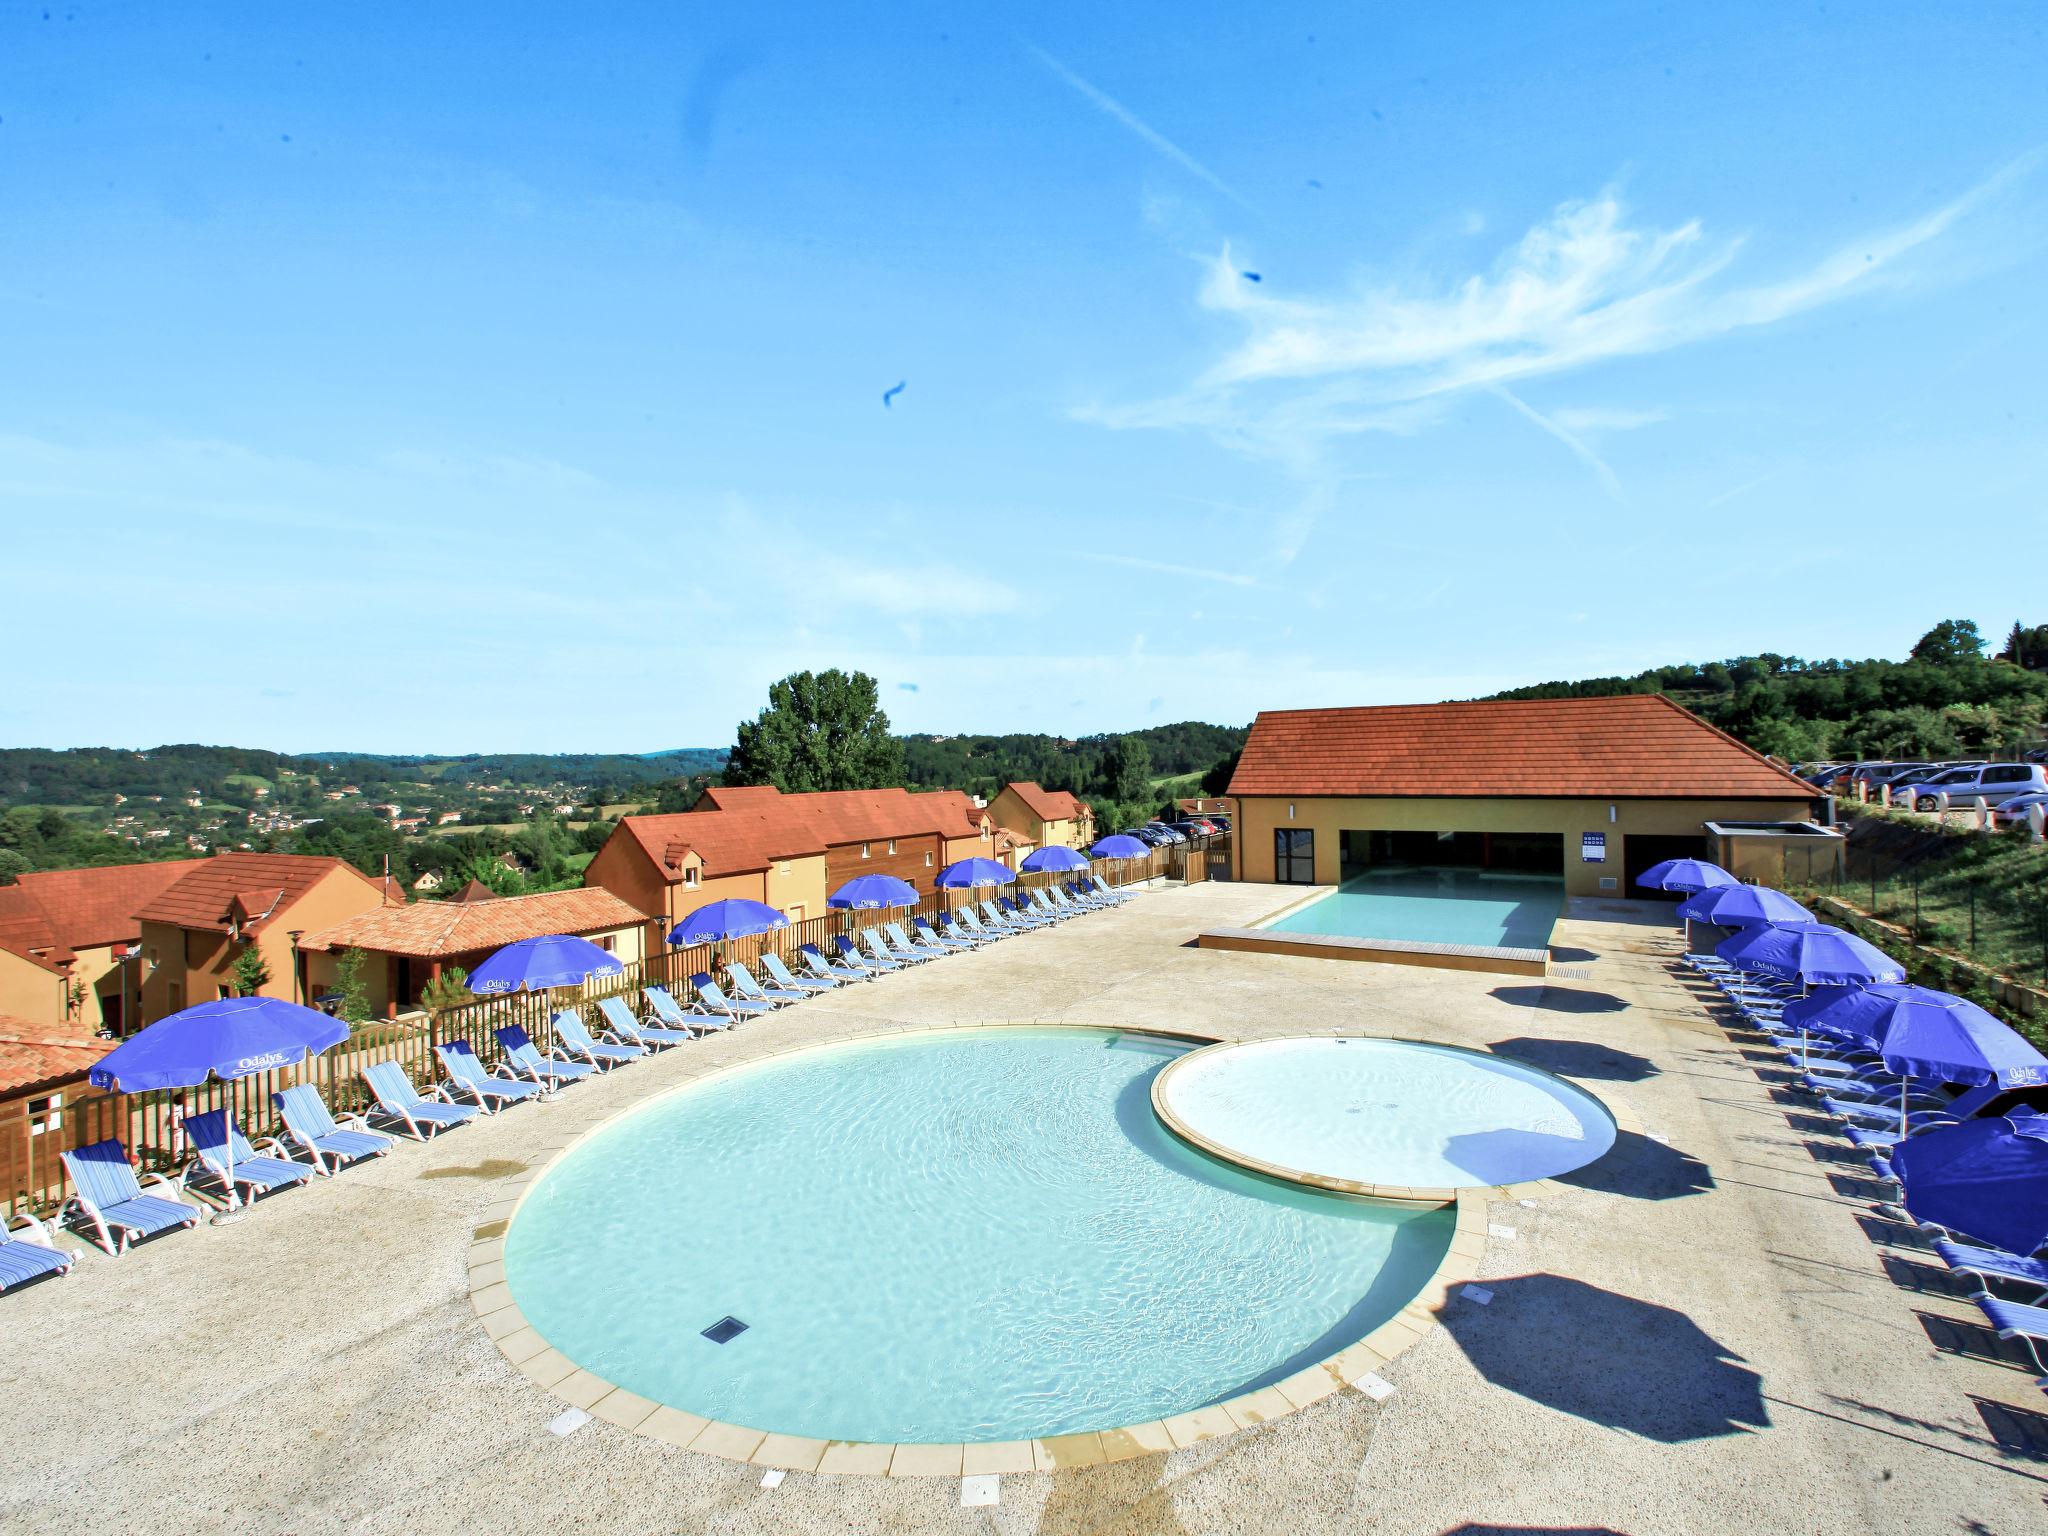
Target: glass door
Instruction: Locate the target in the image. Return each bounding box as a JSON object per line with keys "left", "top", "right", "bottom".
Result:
{"left": 1274, "top": 828, "right": 1316, "bottom": 883}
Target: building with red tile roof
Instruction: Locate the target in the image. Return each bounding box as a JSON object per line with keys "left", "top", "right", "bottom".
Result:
{"left": 987, "top": 781, "right": 1094, "bottom": 853}
{"left": 298, "top": 886, "right": 651, "bottom": 1016}
{"left": 134, "top": 852, "right": 396, "bottom": 1027}
{"left": 1226, "top": 694, "right": 1824, "bottom": 896}
{"left": 0, "top": 1015, "right": 112, "bottom": 1099}
{"left": 585, "top": 785, "right": 998, "bottom": 939}
{"left": 0, "top": 858, "right": 208, "bottom": 1034}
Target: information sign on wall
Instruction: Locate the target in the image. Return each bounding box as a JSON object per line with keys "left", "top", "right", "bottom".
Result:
{"left": 1581, "top": 832, "right": 1607, "bottom": 863}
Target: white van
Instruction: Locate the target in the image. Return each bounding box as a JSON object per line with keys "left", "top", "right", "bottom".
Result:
{"left": 1906, "top": 762, "right": 2048, "bottom": 811}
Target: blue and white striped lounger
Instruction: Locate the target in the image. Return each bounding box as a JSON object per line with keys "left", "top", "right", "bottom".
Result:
{"left": 646, "top": 985, "right": 723, "bottom": 1027}
{"left": 363, "top": 1062, "right": 480, "bottom": 1141}
{"left": 1973, "top": 1295, "right": 2048, "bottom": 1379}
{"left": 885, "top": 922, "right": 947, "bottom": 960}
{"left": 274, "top": 1084, "right": 393, "bottom": 1174}
{"left": 862, "top": 929, "right": 919, "bottom": 967}
{"left": 690, "top": 977, "right": 773, "bottom": 1023}
{"left": 494, "top": 1025, "right": 598, "bottom": 1088}
{"left": 555, "top": 1011, "right": 645, "bottom": 1068}
{"left": 1937, "top": 1240, "right": 2048, "bottom": 1297}
{"left": 0, "top": 1214, "right": 79, "bottom": 1291}
{"left": 597, "top": 995, "right": 694, "bottom": 1047}
{"left": 181, "top": 1108, "right": 317, "bottom": 1207}
{"left": 727, "top": 961, "right": 808, "bottom": 1006}
{"left": 761, "top": 951, "right": 835, "bottom": 993}
{"left": 60, "top": 1138, "right": 201, "bottom": 1256}
{"left": 437, "top": 1041, "right": 546, "bottom": 1110}
{"left": 802, "top": 944, "right": 868, "bottom": 984}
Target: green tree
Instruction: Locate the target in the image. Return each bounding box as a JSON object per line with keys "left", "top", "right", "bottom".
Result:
{"left": 0, "top": 847, "right": 27, "bottom": 884}
{"left": 1910, "top": 619, "right": 1986, "bottom": 667}
{"left": 334, "top": 947, "right": 372, "bottom": 1025}
{"left": 724, "top": 670, "right": 905, "bottom": 792}
{"left": 1099, "top": 735, "right": 1153, "bottom": 804}
{"left": 228, "top": 944, "right": 272, "bottom": 998}
{"left": 1199, "top": 748, "right": 1241, "bottom": 797}
{"left": 418, "top": 964, "right": 474, "bottom": 1015}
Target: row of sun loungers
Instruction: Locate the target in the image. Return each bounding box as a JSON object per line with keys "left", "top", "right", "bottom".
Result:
{"left": 19, "top": 880, "right": 1142, "bottom": 1289}
{"left": 1685, "top": 948, "right": 2048, "bottom": 1388}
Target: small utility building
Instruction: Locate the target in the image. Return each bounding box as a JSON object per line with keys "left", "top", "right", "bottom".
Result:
{"left": 1226, "top": 695, "right": 1823, "bottom": 898}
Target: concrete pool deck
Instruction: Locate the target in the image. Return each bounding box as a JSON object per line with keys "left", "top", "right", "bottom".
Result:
{"left": 4, "top": 882, "right": 2045, "bottom": 1534}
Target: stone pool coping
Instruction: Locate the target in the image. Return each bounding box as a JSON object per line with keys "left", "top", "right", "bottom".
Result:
{"left": 1151, "top": 1034, "right": 1640, "bottom": 1205}
{"left": 463, "top": 1019, "right": 1493, "bottom": 1478}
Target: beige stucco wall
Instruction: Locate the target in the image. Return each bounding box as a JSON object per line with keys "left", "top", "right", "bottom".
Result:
{"left": 138, "top": 867, "right": 392, "bottom": 1024}
{"left": 1232, "top": 794, "right": 1820, "bottom": 898}
{"left": 988, "top": 790, "right": 1092, "bottom": 851}
{"left": 0, "top": 947, "right": 68, "bottom": 1026}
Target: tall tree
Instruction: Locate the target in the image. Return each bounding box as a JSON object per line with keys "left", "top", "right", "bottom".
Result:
{"left": 724, "top": 670, "right": 906, "bottom": 792}
{"left": 1100, "top": 734, "right": 1154, "bottom": 804}
{"left": 1909, "top": 618, "right": 1986, "bottom": 667}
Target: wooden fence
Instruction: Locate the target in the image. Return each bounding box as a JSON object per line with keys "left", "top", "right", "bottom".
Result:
{"left": 0, "top": 852, "right": 1179, "bottom": 1218}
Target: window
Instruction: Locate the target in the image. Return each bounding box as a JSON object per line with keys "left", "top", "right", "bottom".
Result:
{"left": 27, "top": 1093, "right": 60, "bottom": 1135}
{"left": 598, "top": 934, "right": 615, "bottom": 952}
{"left": 217, "top": 983, "right": 232, "bottom": 1000}
{"left": 779, "top": 861, "right": 792, "bottom": 875}
{"left": 887, "top": 839, "right": 897, "bottom": 855}
{"left": 861, "top": 843, "right": 871, "bottom": 860}
{"left": 787, "top": 904, "right": 804, "bottom": 923}
{"left": 1274, "top": 828, "right": 1316, "bottom": 884}
{"left": 684, "top": 868, "right": 699, "bottom": 889}
{"left": 924, "top": 852, "right": 933, "bottom": 867}
{"left": 146, "top": 946, "right": 159, "bottom": 971}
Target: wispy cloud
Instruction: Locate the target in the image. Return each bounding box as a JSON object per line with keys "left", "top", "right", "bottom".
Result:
{"left": 1081, "top": 552, "right": 1263, "bottom": 588}
{"left": 1550, "top": 406, "right": 1667, "bottom": 433}
{"left": 1082, "top": 153, "right": 2042, "bottom": 565}
{"left": 1026, "top": 44, "right": 1255, "bottom": 213}
{"left": 1487, "top": 383, "right": 1623, "bottom": 500}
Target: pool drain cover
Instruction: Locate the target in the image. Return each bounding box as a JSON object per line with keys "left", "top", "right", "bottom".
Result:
{"left": 702, "top": 1316, "right": 749, "bottom": 1344}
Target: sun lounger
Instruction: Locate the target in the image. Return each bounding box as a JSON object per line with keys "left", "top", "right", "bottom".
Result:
{"left": 437, "top": 1040, "right": 546, "bottom": 1110}
{"left": 597, "top": 995, "right": 694, "bottom": 1047}
{"left": 1063, "top": 880, "right": 1110, "bottom": 909}
{"left": 60, "top": 1138, "right": 202, "bottom": 1255}
{"left": 181, "top": 1108, "right": 318, "bottom": 1207}
{"left": 363, "top": 1061, "right": 481, "bottom": 1141}
{"left": 555, "top": 1010, "right": 646, "bottom": 1067}
{"left": 914, "top": 916, "right": 976, "bottom": 951}
{"left": 762, "top": 950, "right": 835, "bottom": 993}
{"left": 274, "top": 1083, "right": 393, "bottom": 1174}
{"left": 1000, "top": 896, "right": 1053, "bottom": 928}
{"left": 1936, "top": 1240, "right": 2048, "bottom": 1298}
{"left": 841, "top": 933, "right": 900, "bottom": 972}
{"left": 646, "top": 984, "right": 726, "bottom": 1029}
{"left": 802, "top": 943, "right": 868, "bottom": 984}
{"left": 691, "top": 975, "right": 774, "bottom": 1021}
{"left": 494, "top": 1024, "right": 599, "bottom": 1087}
{"left": 1089, "top": 874, "right": 1130, "bottom": 904}
{"left": 728, "top": 960, "right": 808, "bottom": 1006}
{"left": 0, "top": 1213, "right": 77, "bottom": 1290}
{"left": 886, "top": 921, "right": 948, "bottom": 959}
{"left": 1972, "top": 1295, "right": 2048, "bottom": 1378}
{"left": 864, "top": 928, "right": 924, "bottom": 967}
{"left": 955, "top": 907, "right": 1004, "bottom": 941}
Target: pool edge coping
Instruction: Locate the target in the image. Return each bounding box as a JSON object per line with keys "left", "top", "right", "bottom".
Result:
{"left": 464, "top": 1019, "right": 1492, "bottom": 1478}
{"left": 1150, "top": 1035, "right": 1640, "bottom": 1205}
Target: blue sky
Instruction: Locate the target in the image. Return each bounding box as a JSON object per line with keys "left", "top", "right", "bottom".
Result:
{"left": 3, "top": 3, "right": 2044, "bottom": 752}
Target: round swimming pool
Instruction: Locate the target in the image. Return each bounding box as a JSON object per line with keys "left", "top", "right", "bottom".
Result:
{"left": 503, "top": 1027, "right": 1454, "bottom": 1444}
{"left": 1154, "top": 1037, "right": 1617, "bottom": 1192}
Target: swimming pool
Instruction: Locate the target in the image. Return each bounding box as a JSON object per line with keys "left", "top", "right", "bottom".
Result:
{"left": 503, "top": 1027, "right": 1455, "bottom": 1444}
{"left": 1155, "top": 1037, "right": 1617, "bottom": 1191}
{"left": 1263, "top": 867, "right": 1563, "bottom": 950}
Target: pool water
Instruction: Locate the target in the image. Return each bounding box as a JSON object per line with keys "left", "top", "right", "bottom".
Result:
{"left": 1158, "top": 1037, "right": 1617, "bottom": 1189}
{"left": 1264, "top": 866, "right": 1563, "bottom": 950}
{"left": 504, "top": 1028, "right": 1454, "bottom": 1444}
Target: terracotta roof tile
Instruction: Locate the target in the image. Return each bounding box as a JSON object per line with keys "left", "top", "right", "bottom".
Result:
{"left": 1227, "top": 695, "right": 1818, "bottom": 800}
{"left": 1003, "top": 782, "right": 1091, "bottom": 823}
{"left": 134, "top": 852, "right": 385, "bottom": 933}
{"left": 0, "top": 1019, "right": 111, "bottom": 1096}
{"left": 300, "top": 886, "right": 650, "bottom": 959}
{"left": 0, "top": 858, "right": 209, "bottom": 954}
{"left": 615, "top": 786, "right": 987, "bottom": 882}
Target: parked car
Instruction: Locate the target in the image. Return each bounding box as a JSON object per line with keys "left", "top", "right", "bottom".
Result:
{"left": 1858, "top": 761, "right": 1930, "bottom": 790}
{"left": 1145, "top": 822, "right": 1188, "bottom": 845}
{"left": 1901, "top": 762, "right": 2047, "bottom": 811}
{"left": 1884, "top": 762, "right": 1983, "bottom": 796}
{"left": 1992, "top": 790, "right": 2048, "bottom": 829}
{"left": 1124, "top": 826, "right": 1174, "bottom": 848}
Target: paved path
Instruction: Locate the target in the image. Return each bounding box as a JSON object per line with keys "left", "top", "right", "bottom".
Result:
{"left": 2, "top": 882, "right": 2042, "bottom": 1534}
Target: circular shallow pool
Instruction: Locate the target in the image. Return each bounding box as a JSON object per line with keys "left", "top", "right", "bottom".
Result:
{"left": 1154, "top": 1037, "right": 1617, "bottom": 1192}
{"left": 504, "top": 1027, "right": 1454, "bottom": 1444}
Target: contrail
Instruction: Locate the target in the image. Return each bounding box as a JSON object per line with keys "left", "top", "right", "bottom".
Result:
{"left": 1027, "top": 44, "right": 1256, "bottom": 213}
